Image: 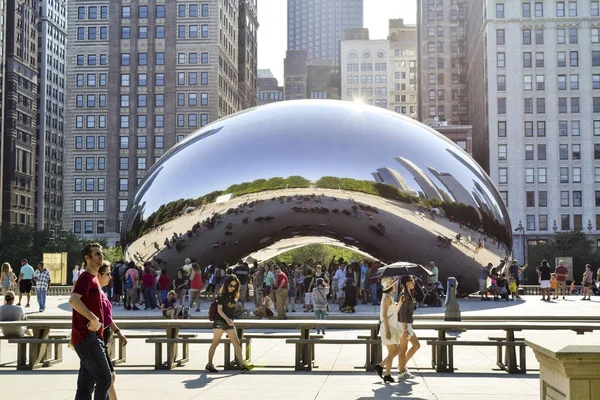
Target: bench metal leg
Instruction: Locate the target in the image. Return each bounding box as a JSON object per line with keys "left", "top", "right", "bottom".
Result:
{"left": 519, "top": 345, "right": 526, "bottom": 373}
{"left": 154, "top": 343, "right": 165, "bottom": 370}
{"left": 16, "top": 343, "right": 28, "bottom": 370}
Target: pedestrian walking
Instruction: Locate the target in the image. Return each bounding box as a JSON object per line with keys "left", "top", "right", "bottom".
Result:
{"left": 312, "top": 278, "right": 329, "bottom": 335}
{"left": 97, "top": 262, "right": 128, "bottom": 400}
{"left": 205, "top": 275, "right": 253, "bottom": 373}
{"left": 1, "top": 263, "right": 16, "bottom": 295}
{"left": 68, "top": 243, "right": 112, "bottom": 399}
{"left": 33, "top": 262, "right": 51, "bottom": 312}
{"left": 374, "top": 276, "right": 401, "bottom": 383}
{"left": 17, "top": 259, "right": 35, "bottom": 307}
{"left": 397, "top": 275, "right": 420, "bottom": 379}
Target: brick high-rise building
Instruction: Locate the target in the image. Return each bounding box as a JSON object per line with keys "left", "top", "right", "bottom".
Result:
{"left": 2, "top": 0, "right": 39, "bottom": 226}
{"left": 64, "top": 0, "right": 245, "bottom": 245}
{"left": 36, "top": 0, "right": 67, "bottom": 231}
{"left": 416, "top": 0, "right": 469, "bottom": 126}
{"left": 287, "top": 0, "right": 363, "bottom": 70}
{"left": 0, "top": 0, "right": 8, "bottom": 224}
{"left": 237, "top": 0, "right": 258, "bottom": 110}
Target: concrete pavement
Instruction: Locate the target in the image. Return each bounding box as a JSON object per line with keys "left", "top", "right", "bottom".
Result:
{"left": 1, "top": 294, "right": 598, "bottom": 399}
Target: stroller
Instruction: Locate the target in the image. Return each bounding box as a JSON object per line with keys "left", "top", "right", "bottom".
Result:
{"left": 411, "top": 277, "right": 427, "bottom": 309}
{"left": 423, "top": 285, "right": 443, "bottom": 307}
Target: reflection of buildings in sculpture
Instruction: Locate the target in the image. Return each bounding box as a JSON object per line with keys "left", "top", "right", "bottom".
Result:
{"left": 428, "top": 167, "right": 478, "bottom": 210}
{"left": 473, "top": 181, "right": 502, "bottom": 221}
{"left": 394, "top": 157, "right": 444, "bottom": 201}
{"left": 371, "top": 168, "right": 418, "bottom": 196}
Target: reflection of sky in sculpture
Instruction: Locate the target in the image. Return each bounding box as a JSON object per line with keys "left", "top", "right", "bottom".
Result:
{"left": 132, "top": 100, "right": 505, "bottom": 227}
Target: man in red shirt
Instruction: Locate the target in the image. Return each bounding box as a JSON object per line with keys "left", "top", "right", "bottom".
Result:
{"left": 555, "top": 260, "right": 569, "bottom": 300}
{"left": 69, "top": 243, "right": 112, "bottom": 399}
{"left": 274, "top": 266, "right": 289, "bottom": 319}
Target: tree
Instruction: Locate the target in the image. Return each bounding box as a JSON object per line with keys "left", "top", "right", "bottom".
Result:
{"left": 266, "top": 244, "right": 372, "bottom": 266}
{"left": 525, "top": 231, "right": 599, "bottom": 284}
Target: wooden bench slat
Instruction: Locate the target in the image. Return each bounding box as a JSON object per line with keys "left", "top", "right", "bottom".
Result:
{"left": 8, "top": 339, "right": 70, "bottom": 344}
{"left": 145, "top": 338, "right": 250, "bottom": 344}
{"left": 124, "top": 333, "right": 196, "bottom": 339}
{"left": 245, "top": 333, "right": 323, "bottom": 339}
{"left": 488, "top": 336, "right": 525, "bottom": 341}
{"left": 427, "top": 340, "right": 526, "bottom": 346}
{"left": 287, "top": 339, "right": 380, "bottom": 344}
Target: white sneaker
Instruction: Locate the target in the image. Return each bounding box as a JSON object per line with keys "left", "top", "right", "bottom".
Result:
{"left": 398, "top": 370, "right": 414, "bottom": 379}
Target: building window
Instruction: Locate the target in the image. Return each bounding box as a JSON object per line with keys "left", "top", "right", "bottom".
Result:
{"left": 524, "top": 121, "right": 533, "bottom": 137}
{"left": 523, "top": 29, "right": 531, "bottom": 45}
{"left": 559, "top": 144, "right": 569, "bottom": 160}
{"left": 558, "top": 51, "right": 566, "bottom": 67}
{"left": 497, "top": 52, "right": 505, "bottom": 68}
{"left": 121, "top": 6, "right": 131, "bottom": 18}
{"left": 534, "top": 2, "right": 543, "bottom": 17}
{"left": 536, "top": 98, "right": 545, "bottom": 113}
{"left": 119, "top": 157, "right": 129, "bottom": 170}
{"left": 498, "top": 121, "right": 506, "bottom": 137}
{"left": 539, "top": 215, "right": 548, "bottom": 231}
{"left": 561, "top": 215, "right": 570, "bottom": 231}
{"left": 498, "top": 168, "right": 508, "bottom": 184}
{"left": 84, "top": 220, "right": 94, "bottom": 234}
{"left": 539, "top": 191, "right": 547, "bottom": 207}
{"left": 498, "top": 98, "right": 506, "bottom": 114}
{"left": 557, "top": 2, "right": 565, "bottom": 16}
{"left": 201, "top": 25, "right": 209, "bottom": 38}
{"left": 496, "top": 3, "right": 504, "bottom": 18}
{"left": 526, "top": 168, "right": 535, "bottom": 183}
{"left": 74, "top": 221, "right": 82, "bottom": 234}
{"left": 155, "top": 136, "right": 164, "bottom": 149}
{"left": 538, "top": 168, "right": 547, "bottom": 183}
{"left": 156, "top": 5, "right": 165, "bottom": 18}
{"left": 526, "top": 191, "right": 535, "bottom": 207}
{"left": 97, "top": 221, "right": 105, "bottom": 234}
{"left": 156, "top": 26, "right": 165, "bottom": 38}
{"left": 526, "top": 215, "right": 536, "bottom": 231}
{"left": 538, "top": 144, "right": 546, "bottom": 160}
{"left": 498, "top": 145, "right": 507, "bottom": 160}
{"left": 139, "top": 26, "right": 148, "bottom": 39}
{"left": 121, "top": 27, "right": 130, "bottom": 39}
{"left": 155, "top": 115, "right": 164, "bottom": 128}
{"left": 537, "top": 121, "right": 546, "bottom": 137}
{"left": 561, "top": 191, "right": 570, "bottom": 206}
{"left": 560, "top": 167, "right": 569, "bottom": 183}
{"left": 573, "top": 167, "right": 581, "bottom": 183}
{"left": 525, "top": 144, "right": 534, "bottom": 160}
{"left": 138, "top": 53, "right": 147, "bottom": 65}
{"left": 497, "top": 29, "right": 505, "bottom": 45}
{"left": 137, "top": 157, "right": 146, "bottom": 170}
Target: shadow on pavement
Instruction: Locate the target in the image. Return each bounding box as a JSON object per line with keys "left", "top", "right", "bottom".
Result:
{"left": 357, "top": 380, "right": 425, "bottom": 399}
{"left": 182, "top": 372, "right": 231, "bottom": 389}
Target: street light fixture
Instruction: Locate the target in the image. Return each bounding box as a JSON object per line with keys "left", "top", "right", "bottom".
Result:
{"left": 552, "top": 219, "right": 558, "bottom": 233}
{"left": 514, "top": 220, "right": 525, "bottom": 263}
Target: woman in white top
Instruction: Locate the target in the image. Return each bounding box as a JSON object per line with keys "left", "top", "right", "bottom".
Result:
{"left": 72, "top": 265, "right": 81, "bottom": 285}
{"left": 253, "top": 288, "right": 275, "bottom": 319}
{"left": 374, "top": 276, "right": 401, "bottom": 383}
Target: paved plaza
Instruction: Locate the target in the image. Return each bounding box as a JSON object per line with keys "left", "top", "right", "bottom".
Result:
{"left": 1, "top": 295, "right": 598, "bottom": 399}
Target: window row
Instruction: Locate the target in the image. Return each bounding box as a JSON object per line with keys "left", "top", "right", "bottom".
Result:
{"left": 119, "top": 157, "right": 161, "bottom": 171}
{"left": 75, "top": 115, "right": 107, "bottom": 129}
{"left": 75, "top": 94, "right": 107, "bottom": 108}
{"left": 120, "top": 52, "right": 165, "bottom": 66}
{"left": 76, "top": 27, "right": 108, "bottom": 41}
{"left": 177, "top": 52, "right": 210, "bottom": 64}
{"left": 119, "top": 136, "right": 165, "bottom": 149}
{"left": 346, "top": 75, "right": 388, "bottom": 84}
{"left": 497, "top": 51, "right": 600, "bottom": 69}
{"left": 77, "top": 6, "right": 109, "bottom": 20}
{"left": 76, "top": 54, "right": 108, "bottom": 66}
{"left": 177, "top": 3, "right": 210, "bottom": 18}
{"left": 119, "top": 5, "right": 166, "bottom": 19}
{"left": 74, "top": 135, "right": 105, "bottom": 150}
{"left": 73, "top": 199, "right": 105, "bottom": 213}
{"left": 498, "top": 143, "right": 581, "bottom": 161}
{"left": 74, "top": 156, "right": 106, "bottom": 171}
{"left": 176, "top": 92, "right": 210, "bottom": 106}
{"left": 497, "top": 74, "right": 599, "bottom": 91}
{"left": 176, "top": 24, "right": 210, "bottom": 39}
{"left": 74, "top": 178, "right": 105, "bottom": 192}
{"left": 75, "top": 73, "right": 107, "bottom": 87}
{"left": 73, "top": 220, "right": 105, "bottom": 234}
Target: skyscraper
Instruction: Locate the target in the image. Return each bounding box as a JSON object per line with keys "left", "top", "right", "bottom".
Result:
{"left": 36, "top": 0, "right": 67, "bottom": 232}
{"left": 416, "top": 0, "right": 469, "bottom": 126}
{"left": 470, "top": 0, "right": 600, "bottom": 261}
{"left": 257, "top": 69, "right": 284, "bottom": 105}
{"left": 0, "top": 0, "right": 8, "bottom": 224}
{"left": 64, "top": 0, "right": 244, "bottom": 245}
{"left": 2, "top": 0, "right": 38, "bottom": 226}
{"left": 287, "top": 0, "right": 363, "bottom": 69}
{"left": 237, "top": 0, "right": 258, "bottom": 110}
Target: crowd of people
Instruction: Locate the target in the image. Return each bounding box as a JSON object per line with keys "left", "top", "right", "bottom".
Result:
{"left": 95, "top": 256, "right": 390, "bottom": 321}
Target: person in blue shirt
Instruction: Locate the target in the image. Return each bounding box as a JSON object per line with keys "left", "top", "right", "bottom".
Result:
{"left": 17, "top": 259, "right": 35, "bottom": 307}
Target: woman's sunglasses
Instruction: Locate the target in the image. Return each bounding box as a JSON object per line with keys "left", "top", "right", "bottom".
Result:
{"left": 228, "top": 284, "right": 238, "bottom": 289}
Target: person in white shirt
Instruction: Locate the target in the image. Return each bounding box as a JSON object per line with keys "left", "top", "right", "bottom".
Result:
{"left": 0, "top": 291, "right": 31, "bottom": 337}
{"left": 72, "top": 265, "right": 81, "bottom": 285}
{"left": 333, "top": 265, "right": 347, "bottom": 308}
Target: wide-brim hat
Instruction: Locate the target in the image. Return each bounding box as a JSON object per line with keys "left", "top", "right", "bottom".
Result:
{"left": 381, "top": 277, "right": 397, "bottom": 292}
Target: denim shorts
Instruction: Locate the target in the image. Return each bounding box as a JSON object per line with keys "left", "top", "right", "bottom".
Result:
{"left": 213, "top": 319, "right": 235, "bottom": 331}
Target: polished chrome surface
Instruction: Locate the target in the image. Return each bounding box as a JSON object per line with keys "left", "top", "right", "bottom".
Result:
{"left": 122, "top": 100, "right": 511, "bottom": 292}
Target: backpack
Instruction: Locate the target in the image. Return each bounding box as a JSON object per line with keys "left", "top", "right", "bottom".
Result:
{"left": 208, "top": 300, "right": 218, "bottom": 321}
{"left": 125, "top": 274, "right": 133, "bottom": 289}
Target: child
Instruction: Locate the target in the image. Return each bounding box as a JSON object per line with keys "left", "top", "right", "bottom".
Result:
{"left": 312, "top": 278, "right": 330, "bottom": 334}
{"left": 570, "top": 281, "right": 576, "bottom": 295}
{"left": 550, "top": 273, "right": 558, "bottom": 300}
{"left": 508, "top": 275, "right": 517, "bottom": 301}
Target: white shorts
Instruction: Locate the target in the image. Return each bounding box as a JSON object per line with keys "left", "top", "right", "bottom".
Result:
{"left": 540, "top": 280, "right": 550, "bottom": 289}
{"left": 304, "top": 292, "right": 313, "bottom": 305}
{"left": 401, "top": 323, "right": 416, "bottom": 338}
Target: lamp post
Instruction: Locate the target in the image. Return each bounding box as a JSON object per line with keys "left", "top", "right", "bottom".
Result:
{"left": 552, "top": 219, "right": 558, "bottom": 233}
{"left": 514, "top": 220, "right": 525, "bottom": 263}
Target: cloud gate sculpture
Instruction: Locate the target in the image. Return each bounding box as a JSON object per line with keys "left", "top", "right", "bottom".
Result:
{"left": 122, "top": 100, "right": 511, "bottom": 293}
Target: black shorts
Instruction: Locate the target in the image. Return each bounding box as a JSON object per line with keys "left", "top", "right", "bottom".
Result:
{"left": 19, "top": 279, "right": 32, "bottom": 294}
{"left": 213, "top": 319, "right": 235, "bottom": 331}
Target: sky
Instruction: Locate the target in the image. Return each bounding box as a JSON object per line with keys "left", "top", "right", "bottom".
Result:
{"left": 257, "top": 0, "right": 417, "bottom": 83}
